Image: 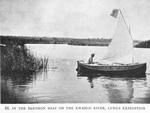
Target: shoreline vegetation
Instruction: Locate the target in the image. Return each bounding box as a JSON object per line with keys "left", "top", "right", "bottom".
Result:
{"left": 1, "top": 35, "right": 149, "bottom": 48}
{"left": 1, "top": 35, "right": 49, "bottom": 74}
{"left": 134, "top": 40, "right": 150, "bottom": 48}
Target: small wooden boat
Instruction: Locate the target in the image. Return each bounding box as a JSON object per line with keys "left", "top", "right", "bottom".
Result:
{"left": 77, "top": 61, "right": 146, "bottom": 77}
{"left": 76, "top": 9, "right": 147, "bottom": 77}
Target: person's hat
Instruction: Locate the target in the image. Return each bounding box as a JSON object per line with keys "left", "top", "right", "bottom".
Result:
{"left": 91, "top": 53, "right": 95, "bottom": 56}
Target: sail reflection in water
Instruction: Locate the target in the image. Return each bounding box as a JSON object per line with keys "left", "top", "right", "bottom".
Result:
{"left": 77, "top": 73, "right": 147, "bottom": 103}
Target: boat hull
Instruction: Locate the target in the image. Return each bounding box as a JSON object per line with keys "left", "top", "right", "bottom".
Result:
{"left": 76, "top": 61, "right": 146, "bottom": 77}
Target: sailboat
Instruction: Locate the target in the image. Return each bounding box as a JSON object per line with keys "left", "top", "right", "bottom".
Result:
{"left": 76, "top": 9, "right": 146, "bottom": 77}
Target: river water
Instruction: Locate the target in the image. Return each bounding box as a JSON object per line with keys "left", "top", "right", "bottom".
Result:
{"left": 1, "top": 44, "right": 150, "bottom": 103}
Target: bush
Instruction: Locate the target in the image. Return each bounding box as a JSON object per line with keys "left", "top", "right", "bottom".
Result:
{"left": 1, "top": 45, "right": 48, "bottom": 74}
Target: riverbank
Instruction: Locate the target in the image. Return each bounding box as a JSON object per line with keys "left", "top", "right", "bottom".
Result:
{"left": 0, "top": 35, "right": 149, "bottom": 48}
{"left": 0, "top": 35, "right": 142, "bottom": 47}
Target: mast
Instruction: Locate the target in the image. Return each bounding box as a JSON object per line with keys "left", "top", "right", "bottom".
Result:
{"left": 128, "top": 26, "right": 134, "bottom": 63}
{"left": 129, "top": 26, "right": 131, "bottom": 35}
{"left": 120, "top": 10, "right": 133, "bottom": 40}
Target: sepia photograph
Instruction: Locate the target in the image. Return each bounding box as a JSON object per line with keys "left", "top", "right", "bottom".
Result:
{"left": 0, "top": 0, "right": 150, "bottom": 112}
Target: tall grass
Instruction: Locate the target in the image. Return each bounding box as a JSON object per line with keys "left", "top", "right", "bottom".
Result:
{"left": 1, "top": 44, "right": 49, "bottom": 74}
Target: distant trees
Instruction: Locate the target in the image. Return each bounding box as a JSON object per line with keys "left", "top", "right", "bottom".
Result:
{"left": 68, "top": 38, "right": 112, "bottom": 46}
{"left": 135, "top": 40, "right": 150, "bottom": 48}
{"left": 1, "top": 35, "right": 149, "bottom": 48}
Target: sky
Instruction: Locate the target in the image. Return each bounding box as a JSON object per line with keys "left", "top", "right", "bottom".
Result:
{"left": 0, "top": 0, "right": 150, "bottom": 40}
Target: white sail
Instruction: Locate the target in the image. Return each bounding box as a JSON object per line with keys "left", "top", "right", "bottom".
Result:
{"left": 102, "top": 11, "right": 133, "bottom": 64}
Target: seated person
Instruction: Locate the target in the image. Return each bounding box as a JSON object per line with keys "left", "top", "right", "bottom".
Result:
{"left": 88, "top": 53, "right": 95, "bottom": 64}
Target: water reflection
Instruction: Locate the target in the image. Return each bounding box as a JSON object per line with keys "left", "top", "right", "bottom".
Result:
{"left": 1, "top": 70, "right": 48, "bottom": 103}
{"left": 2, "top": 72, "right": 35, "bottom": 86}
{"left": 88, "top": 76, "right": 94, "bottom": 88}
{"left": 105, "top": 79, "right": 134, "bottom": 103}
{"left": 1, "top": 72, "right": 34, "bottom": 103}
{"left": 77, "top": 73, "right": 147, "bottom": 103}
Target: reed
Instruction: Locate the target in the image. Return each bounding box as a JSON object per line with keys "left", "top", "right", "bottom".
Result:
{"left": 1, "top": 44, "right": 49, "bottom": 74}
